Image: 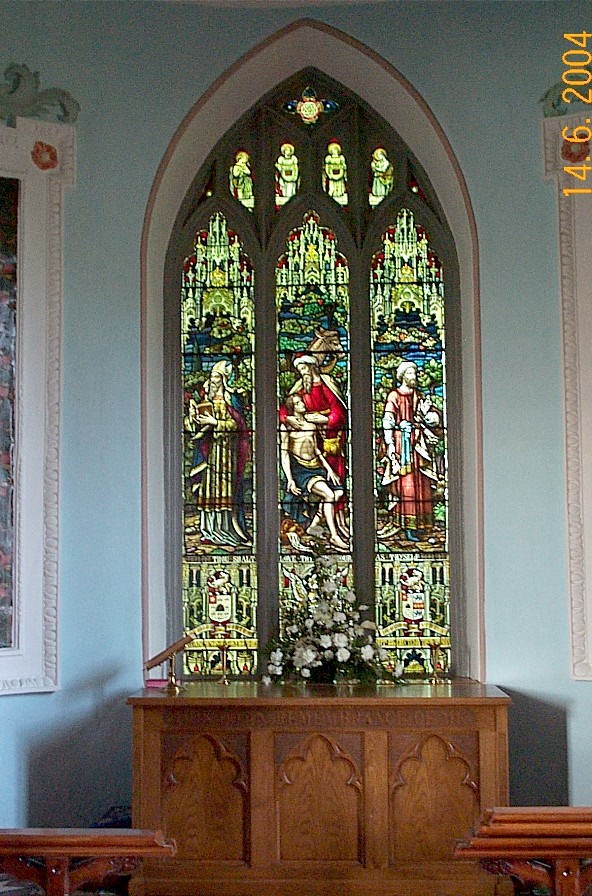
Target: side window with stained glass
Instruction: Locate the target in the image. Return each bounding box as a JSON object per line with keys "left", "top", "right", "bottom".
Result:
{"left": 181, "top": 213, "right": 257, "bottom": 677}
{"left": 0, "top": 178, "right": 17, "bottom": 650}
{"left": 371, "top": 209, "right": 449, "bottom": 676}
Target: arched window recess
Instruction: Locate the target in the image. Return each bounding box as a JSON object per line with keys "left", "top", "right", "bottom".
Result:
{"left": 143, "top": 21, "right": 483, "bottom": 683}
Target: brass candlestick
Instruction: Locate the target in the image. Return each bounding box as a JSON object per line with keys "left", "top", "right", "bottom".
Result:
{"left": 218, "top": 638, "right": 230, "bottom": 685}
{"left": 430, "top": 641, "right": 441, "bottom": 685}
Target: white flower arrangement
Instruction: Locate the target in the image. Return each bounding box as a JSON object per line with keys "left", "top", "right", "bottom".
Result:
{"left": 263, "top": 557, "right": 405, "bottom": 685}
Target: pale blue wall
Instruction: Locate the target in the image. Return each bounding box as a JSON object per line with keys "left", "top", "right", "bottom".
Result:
{"left": 0, "top": 0, "right": 588, "bottom": 825}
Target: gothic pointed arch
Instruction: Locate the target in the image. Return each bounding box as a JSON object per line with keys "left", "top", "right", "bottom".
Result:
{"left": 141, "top": 19, "right": 484, "bottom": 680}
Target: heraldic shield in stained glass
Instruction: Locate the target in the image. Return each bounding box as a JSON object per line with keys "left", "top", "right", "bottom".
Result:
{"left": 181, "top": 212, "right": 257, "bottom": 677}
{"left": 276, "top": 211, "right": 353, "bottom": 626}
{"left": 0, "top": 178, "right": 17, "bottom": 650}
{"left": 371, "top": 209, "right": 450, "bottom": 677}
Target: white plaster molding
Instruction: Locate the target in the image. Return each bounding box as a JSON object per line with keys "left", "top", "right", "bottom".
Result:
{"left": 543, "top": 112, "right": 592, "bottom": 678}
{"left": 0, "top": 117, "right": 75, "bottom": 693}
{"left": 141, "top": 20, "right": 484, "bottom": 679}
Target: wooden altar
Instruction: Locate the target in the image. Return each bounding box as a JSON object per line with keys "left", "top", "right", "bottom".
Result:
{"left": 129, "top": 679, "right": 510, "bottom": 896}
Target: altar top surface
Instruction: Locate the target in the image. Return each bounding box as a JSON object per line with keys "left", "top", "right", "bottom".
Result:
{"left": 129, "top": 678, "right": 509, "bottom": 706}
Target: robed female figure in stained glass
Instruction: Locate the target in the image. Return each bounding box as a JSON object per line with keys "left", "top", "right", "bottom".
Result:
{"left": 275, "top": 143, "right": 300, "bottom": 208}
{"left": 369, "top": 147, "right": 394, "bottom": 207}
{"left": 379, "top": 360, "right": 441, "bottom": 542}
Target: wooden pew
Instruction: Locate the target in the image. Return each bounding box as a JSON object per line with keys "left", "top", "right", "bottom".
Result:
{"left": 0, "top": 828, "right": 176, "bottom": 896}
{"left": 455, "top": 807, "right": 592, "bottom": 896}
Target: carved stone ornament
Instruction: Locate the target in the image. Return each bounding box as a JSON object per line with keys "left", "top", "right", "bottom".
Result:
{"left": 31, "top": 140, "right": 59, "bottom": 171}
{"left": 0, "top": 63, "right": 80, "bottom": 127}
{"left": 540, "top": 79, "right": 590, "bottom": 118}
{"left": 543, "top": 111, "right": 592, "bottom": 678}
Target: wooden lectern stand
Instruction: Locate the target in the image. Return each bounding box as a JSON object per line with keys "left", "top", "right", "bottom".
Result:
{"left": 455, "top": 806, "right": 592, "bottom": 895}
{"left": 0, "top": 828, "right": 176, "bottom": 896}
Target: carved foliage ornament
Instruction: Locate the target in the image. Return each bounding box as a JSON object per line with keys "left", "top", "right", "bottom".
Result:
{"left": 0, "top": 63, "right": 80, "bottom": 128}
{"left": 31, "top": 140, "right": 59, "bottom": 171}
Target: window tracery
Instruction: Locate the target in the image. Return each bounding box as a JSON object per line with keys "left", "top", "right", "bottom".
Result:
{"left": 168, "top": 70, "right": 458, "bottom": 679}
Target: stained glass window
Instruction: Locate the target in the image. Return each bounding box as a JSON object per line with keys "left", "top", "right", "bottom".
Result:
{"left": 276, "top": 211, "right": 352, "bottom": 623}
{"left": 169, "top": 70, "right": 459, "bottom": 679}
{"left": 181, "top": 213, "right": 257, "bottom": 676}
{"left": 283, "top": 86, "right": 339, "bottom": 125}
{"left": 0, "top": 178, "right": 17, "bottom": 650}
{"left": 371, "top": 209, "right": 449, "bottom": 676}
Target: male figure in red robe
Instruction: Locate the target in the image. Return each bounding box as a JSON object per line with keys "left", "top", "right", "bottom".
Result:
{"left": 280, "top": 353, "right": 349, "bottom": 543}
{"left": 380, "top": 361, "right": 440, "bottom": 542}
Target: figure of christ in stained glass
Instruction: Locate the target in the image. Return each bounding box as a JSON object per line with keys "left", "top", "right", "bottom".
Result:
{"left": 371, "top": 209, "right": 450, "bottom": 678}
{"left": 0, "top": 178, "right": 17, "bottom": 650}
{"left": 276, "top": 211, "right": 352, "bottom": 620}
{"left": 181, "top": 212, "right": 257, "bottom": 677}
{"left": 280, "top": 394, "right": 347, "bottom": 552}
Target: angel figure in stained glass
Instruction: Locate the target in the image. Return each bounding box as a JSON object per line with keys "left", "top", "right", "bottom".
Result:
{"left": 229, "top": 150, "right": 254, "bottom": 210}
{"left": 369, "top": 147, "right": 394, "bottom": 207}
{"left": 275, "top": 143, "right": 300, "bottom": 207}
{"left": 323, "top": 141, "right": 348, "bottom": 207}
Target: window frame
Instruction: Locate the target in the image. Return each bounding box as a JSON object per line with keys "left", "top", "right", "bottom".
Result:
{"left": 141, "top": 19, "right": 485, "bottom": 681}
{"left": 543, "top": 110, "right": 592, "bottom": 679}
{"left": 0, "top": 117, "right": 75, "bottom": 694}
